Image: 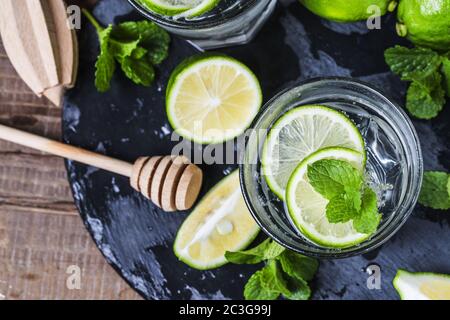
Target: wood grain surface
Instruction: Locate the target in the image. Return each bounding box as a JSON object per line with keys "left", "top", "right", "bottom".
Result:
{"left": 0, "top": 38, "right": 141, "bottom": 299}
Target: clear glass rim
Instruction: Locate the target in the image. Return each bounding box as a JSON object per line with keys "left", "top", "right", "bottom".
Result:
{"left": 239, "top": 77, "right": 424, "bottom": 259}
{"left": 127, "top": 0, "right": 260, "bottom": 29}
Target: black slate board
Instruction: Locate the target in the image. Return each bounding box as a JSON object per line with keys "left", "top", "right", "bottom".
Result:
{"left": 63, "top": 0, "right": 450, "bottom": 300}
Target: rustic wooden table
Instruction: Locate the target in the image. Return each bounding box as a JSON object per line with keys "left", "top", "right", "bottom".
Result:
{"left": 0, "top": 39, "right": 141, "bottom": 300}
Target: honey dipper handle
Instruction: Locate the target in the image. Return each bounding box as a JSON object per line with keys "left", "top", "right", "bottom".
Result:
{"left": 0, "top": 124, "right": 133, "bottom": 177}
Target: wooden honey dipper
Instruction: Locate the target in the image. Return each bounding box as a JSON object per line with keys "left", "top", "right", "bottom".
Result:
{"left": 0, "top": 124, "right": 203, "bottom": 212}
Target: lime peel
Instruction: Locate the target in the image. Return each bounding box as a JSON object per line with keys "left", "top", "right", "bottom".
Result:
{"left": 300, "top": 0, "right": 393, "bottom": 22}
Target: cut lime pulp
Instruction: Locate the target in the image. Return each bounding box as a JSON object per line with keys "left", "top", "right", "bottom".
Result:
{"left": 166, "top": 54, "right": 262, "bottom": 144}
{"left": 394, "top": 269, "right": 450, "bottom": 300}
{"left": 173, "top": 171, "right": 260, "bottom": 270}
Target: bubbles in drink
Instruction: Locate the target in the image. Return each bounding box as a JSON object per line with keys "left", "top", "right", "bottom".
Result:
{"left": 331, "top": 101, "right": 405, "bottom": 219}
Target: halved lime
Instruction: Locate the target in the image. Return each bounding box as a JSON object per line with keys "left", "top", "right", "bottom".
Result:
{"left": 166, "top": 54, "right": 262, "bottom": 144}
{"left": 394, "top": 269, "right": 450, "bottom": 300}
{"left": 262, "top": 105, "right": 365, "bottom": 200}
{"left": 285, "top": 147, "right": 368, "bottom": 248}
{"left": 174, "top": 171, "right": 260, "bottom": 270}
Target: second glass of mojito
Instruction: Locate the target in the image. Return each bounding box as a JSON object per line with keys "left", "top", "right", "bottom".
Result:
{"left": 128, "top": 0, "right": 277, "bottom": 49}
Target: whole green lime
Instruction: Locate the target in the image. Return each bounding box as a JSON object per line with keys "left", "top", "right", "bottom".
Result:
{"left": 300, "top": 0, "right": 397, "bottom": 22}
{"left": 396, "top": 0, "right": 450, "bottom": 51}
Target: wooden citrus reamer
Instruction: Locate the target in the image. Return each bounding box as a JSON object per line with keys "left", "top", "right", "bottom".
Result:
{"left": 0, "top": 0, "right": 79, "bottom": 106}
{"left": 0, "top": 124, "right": 203, "bottom": 212}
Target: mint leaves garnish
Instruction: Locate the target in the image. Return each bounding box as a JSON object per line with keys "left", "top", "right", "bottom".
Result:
{"left": 306, "top": 158, "right": 363, "bottom": 199}
{"left": 442, "top": 56, "right": 450, "bottom": 96}
{"left": 306, "top": 159, "right": 357, "bottom": 195}
{"left": 385, "top": 46, "right": 442, "bottom": 81}
{"left": 406, "top": 76, "right": 445, "bottom": 119}
{"left": 83, "top": 10, "right": 170, "bottom": 92}
{"left": 352, "top": 188, "right": 381, "bottom": 234}
{"left": 307, "top": 159, "right": 381, "bottom": 234}
{"left": 419, "top": 171, "right": 450, "bottom": 210}
{"left": 278, "top": 250, "right": 318, "bottom": 282}
{"left": 384, "top": 45, "right": 448, "bottom": 119}
{"left": 244, "top": 261, "right": 288, "bottom": 300}
{"left": 225, "top": 239, "right": 319, "bottom": 300}
{"left": 225, "top": 238, "right": 284, "bottom": 264}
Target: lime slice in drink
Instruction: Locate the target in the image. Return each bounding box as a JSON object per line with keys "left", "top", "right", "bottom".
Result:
{"left": 137, "top": 0, "right": 192, "bottom": 16}
{"left": 262, "top": 105, "right": 365, "bottom": 200}
{"left": 176, "top": 0, "right": 221, "bottom": 18}
{"left": 174, "top": 171, "right": 260, "bottom": 270}
{"left": 285, "top": 147, "right": 368, "bottom": 248}
{"left": 138, "top": 0, "right": 220, "bottom": 18}
{"left": 394, "top": 269, "right": 450, "bottom": 300}
{"left": 166, "top": 54, "right": 262, "bottom": 144}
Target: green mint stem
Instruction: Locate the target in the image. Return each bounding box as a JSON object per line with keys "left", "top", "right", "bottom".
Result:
{"left": 81, "top": 9, "right": 135, "bottom": 49}
{"left": 82, "top": 9, "right": 104, "bottom": 34}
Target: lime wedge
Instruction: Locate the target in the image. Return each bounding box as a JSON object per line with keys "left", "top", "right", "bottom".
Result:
{"left": 166, "top": 54, "right": 262, "bottom": 144}
{"left": 174, "top": 171, "right": 260, "bottom": 270}
{"left": 394, "top": 269, "right": 450, "bottom": 300}
{"left": 262, "top": 105, "right": 365, "bottom": 200}
{"left": 285, "top": 147, "right": 368, "bottom": 248}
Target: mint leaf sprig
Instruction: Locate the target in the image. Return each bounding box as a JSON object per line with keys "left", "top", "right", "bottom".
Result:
{"left": 307, "top": 159, "right": 381, "bottom": 234}
{"left": 225, "top": 239, "right": 319, "bottom": 300}
{"left": 419, "top": 171, "right": 450, "bottom": 210}
{"left": 384, "top": 45, "right": 449, "bottom": 120}
{"left": 82, "top": 9, "right": 170, "bottom": 92}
